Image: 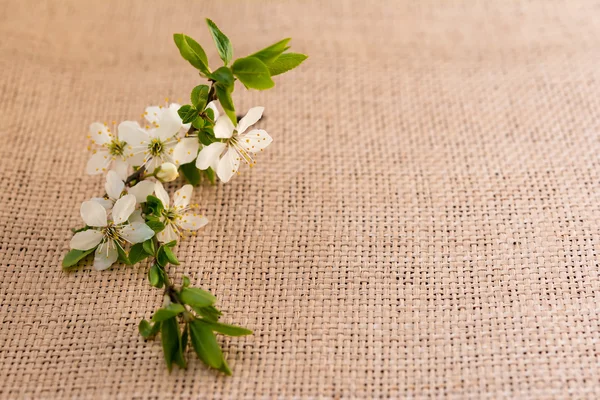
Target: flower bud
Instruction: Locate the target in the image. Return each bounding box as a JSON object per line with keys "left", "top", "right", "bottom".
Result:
{"left": 156, "top": 162, "right": 179, "bottom": 182}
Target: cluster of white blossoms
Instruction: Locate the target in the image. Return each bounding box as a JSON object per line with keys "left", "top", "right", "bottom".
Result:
{"left": 72, "top": 100, "right": 271, "bottom": 270}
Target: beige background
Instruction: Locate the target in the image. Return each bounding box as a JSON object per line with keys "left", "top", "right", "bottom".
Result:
{"left": 2, "top": 0, "right": 600, "bottom": 398}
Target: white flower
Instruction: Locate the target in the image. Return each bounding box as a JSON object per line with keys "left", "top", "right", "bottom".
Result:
{"left": 91, "top": 170, "right": 156, "bottom": 210}
{"left": 196, "top": 106, "right": 272, "bottom": 183}
{"left": 172, "top": 102, "right": 220, "bottom": 166}
{"left": 154, "top": 182, "right": 208, "bottom": 243}
{"left": 122, "top": 104, "right": 186, "bottom": 173}
{"left": 156, "top": 162, "right": 179, "bottom": 182}
{"left": 70, "top": 194, "right": 155, "bottom": 271}
{"left": 86, "top": 121, "right": 139, "bottom": 179}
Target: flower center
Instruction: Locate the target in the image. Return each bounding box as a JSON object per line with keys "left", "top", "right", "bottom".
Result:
{"left": 107, "top": 139, "right": 127, "bottom": 156}
{"left": 161, "top": 207, "right": 180, "bottom": 224}
{"left": 149, "top": 139, "right": 164, "bottom": 156}
{"left": 102, "top": 224, "right": 122, "bottom": 241}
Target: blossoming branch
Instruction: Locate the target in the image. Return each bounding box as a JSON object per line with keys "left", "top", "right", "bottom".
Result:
{"left": 62, "top": 18, "right": 306, "bottom": 375}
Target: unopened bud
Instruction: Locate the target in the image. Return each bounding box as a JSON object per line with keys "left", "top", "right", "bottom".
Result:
{"left": 156, "top": 162, "right": 179, "bottom": 182}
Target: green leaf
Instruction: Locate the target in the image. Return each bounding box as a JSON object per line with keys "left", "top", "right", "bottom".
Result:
{"left": 215, "top": 85, "right": 236, "bottom": 124}
{"left": 156, "top": 246, "right": 169, "bottom": 267}
{"left": 203, "top": 167, "right": 216, "bottom": 185}
{"left": 146, "top": 220, "right": 165, "bottom": 233}
{"left": 182, "top": 276, "right": 191, "bottom": 287}
{"left": 232, "top": 56, "right": 274, "bottom": 90}
{"left": 201, "top": 320, "right": 253, "bottom": 336}
{"left": 152, "top": 303, "right": 186, "bottom": 323}
{"left": 173, "top": 34, "right": 210, "bottom": 75}
{"left": 218, "top": 358, "right": 232, "bottom": 376}
{"left": 180, "top": 287, "right": 216, "bottom": 308}
{"left": 146, "top": 195, "right": 164, "bottom": 216}
{"left": 177, "top": 105, "right": 198, "bottom": 124}
{"left": 142, "top": 239, "right": 156, "bottom": 256}
{"left": 192, "top": 117, "right": 205, "bottom": 130}
{"left": 148, "top": 263, "right": 164, "bottom": 288}
{"left": 179, "top": 162, "right": 201, "bottom": 186}
{"left": 268, "top": 53, "right": 307, "bottom": 76}
{"left": 210, "top": 66, "right": 234, "bottom": 87}
{"left": 193, "top": 305, "right": 222, "bottom": 322}
{"left": 205, "top": 19, "right": 233, "bottom": 65}
{"left": 161, "top": 317, "right": 185, "bottom": 371}
{"left": 62, "top": 247, "right": 95, "bottom": 268}
{"left": 189, "top": 319, "right": 223, "bottom": 369}
{"left": 197, "top": 129, "right": 215, "bottom": 146}
{"left": 129, "top": 242, "right": 149, "bottom": 264}
{"left": 191, "top": 85, "right": 209, "bottom": 109}
{"left": 139, "top": 319, "right": 161, "bottom": 339}
{"left": 249, "top": 38, "right": 291, "bottom": 64}
{"left": 163, "top": 240, "right": 177, "bottom": 248}
{"left": 163, "top": 246, "right": 180, "bottom": 265}
{"left": 116, "top": 243, "right": 130, "bottom": 265}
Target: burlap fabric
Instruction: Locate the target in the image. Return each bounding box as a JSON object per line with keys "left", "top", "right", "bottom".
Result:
{"left": 1, "top": 0, "right": 600, "bottom": 398}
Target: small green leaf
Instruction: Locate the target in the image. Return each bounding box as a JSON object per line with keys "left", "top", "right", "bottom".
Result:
{"left": 62, "top": 247, "right": 95, "bottom": 268}
{"left": 218, "top": 358, "right": 232, "bottom": 376}
{"left": 152, "top": 303, "right": 186, "bottom": 323}
{"left": 205, "top": 19, "right": 233, "bottom": 65}
{"left": 180, "top": 287, "right": 216, "bottom": 308}
{"left": 210, "top": 66, "right": 234, "bottom": 87}
{"left": 232, "top": 56, "right": 274, "bottom": 90}
{"left": 268, "top": 53, "right": 307, "bottom": 76}
{"left": 198, "top": 129, "right": 215, "bottom": 146}
{"left": 203, "top": 167, "right": 216, "bottom": 185}
{"left": 173, "top": 34, "right": 210, "bottom": 75}
{"left": 163, "top": 246, "right": 180, "bottom": 265}
{"left": 148, "top": 263, "right": 164, "bottom": 288}
{"left": 201, "top": 320, "right": 253, "bottom": 336}
{"left": 193, "top": 305, "right": 222, "bottom": 322}
{"left": 145, "top": 195, "right": 164, "bottom": 216}
{"left": 129, "top": 242, "right": 149, "bottom": 264}
{"left": 215, "top": 85, "right": 236, "bottom": 124}
{"left": 249, "top": 38, "right": 291, "bottom": 64}
{"left": 139, "top": 319, "right": 161, "bottom": 339}
{"left": 146, "top": 220, "right": 165, "bottom": 233}
{"left": 177, "top": 105, "right": 198, "bottom": 124}
{"left": 189, "top": 319, "right": 223, "bottom": 369}
{"left": 179, "top": 162, "right": 201, "bottom": 186}
{"left": 156, "top": 246, "right": 169, "bottom": 267}
{"left": 182, "top": 276, "right": 191, "bottom": 287}
{"left": 116, "top": 244, "right": 130, "bottom": 265}
{"left": 192, "top": 117, "right": 205, "bottom": 130}
{"left": 191, "top": 85, "right": 209, "bottom": 109}
{"left": 161, "top": 317, "right": 183, "bottom": 372}
{"left": 142, "top": 239, "right": 156, "bottom": 256}
{"left": 163, "top": 240, "right": 177, "bottom": 248}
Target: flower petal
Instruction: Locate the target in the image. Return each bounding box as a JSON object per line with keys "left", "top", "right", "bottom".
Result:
{"left": 154, "top": 181, "right": 170, "bottom": 207}
{"left": 94, "top": 240, "right": 119, "bottom": 271}
{"left": 112, "top": 158, "right": 129, "bottom": 180}
{"left": 70, "top": 229, "right": 104, "bottom": 250}
{"left": 120, "top": 221, "right": 155, "bottom": 244}
{"left": 173, "top": 138, "right": 200, "bottom": 165}
{"left": 85, "top": 151, "right": 111, "bottom": 175}
{"left": 157, "top": 224, "right": 179, "bottom": 243}
{"left": 154, "top": 107, "right": 182, "bottom": 141}
{"left": 91, "top": 197, "right": 114, "bottom": 210}
{"left": 236, "top": 106, "right": 264, "bottom": 135}
{"left": 238, "top": 129, "right": 273, "bottom": 153}
{"left": 129, "top": 209, "right": 144, "bottom": 223}
{"left": 118, "top": 121, "right": 147, "bottom": 145}
{"left": 89, "top": 122, "right": 112, "bottom": 146}
{"left": 129, "top": 180, "right": 155, "bottom": 203}
{"left": 173, "top": 184, "right": 193, "bottom": 208}
{"left": 213, "top": 115, "right": 235, "bottom": 139}
{"left": 112, "top": 194, "right": 136, "bottom": 224}
{"left": 81, "top": 200, "right": 108, "bottom": 227}
{"left": 105, "top": 170, "right": 125, "bottom": 200}
{"left": 216, "top": 147, "right": 241, "bottom": 183}
{"left": 145, "top": 106, "right": 163, "bottom": 124}
{"left": 179, "top": 213, "right": 208, "bottom": 231}
{"left": 196, "top": 142, "right": 226, "bottom": 170}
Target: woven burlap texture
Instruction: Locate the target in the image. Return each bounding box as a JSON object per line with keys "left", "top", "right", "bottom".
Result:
{"left": 2, "top": 0, "right": 600, "bottom": 398}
